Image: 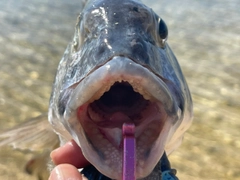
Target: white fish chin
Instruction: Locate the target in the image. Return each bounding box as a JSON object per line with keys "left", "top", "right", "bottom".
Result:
{"left": 63, "top": 56, "right": 181, "bottom": 179}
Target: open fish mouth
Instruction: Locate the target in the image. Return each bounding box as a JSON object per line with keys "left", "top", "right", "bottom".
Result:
{"left": 63, "top": 56, "right": 181, "bottom": 179}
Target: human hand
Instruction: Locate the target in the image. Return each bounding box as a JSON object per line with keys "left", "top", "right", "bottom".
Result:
{"left": 49, "top": 140, "right": 90, "bottom": 180}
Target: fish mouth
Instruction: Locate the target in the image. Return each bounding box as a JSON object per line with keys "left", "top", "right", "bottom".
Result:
{"left": 64, "top": 56, "right": 180, "bottom": 179}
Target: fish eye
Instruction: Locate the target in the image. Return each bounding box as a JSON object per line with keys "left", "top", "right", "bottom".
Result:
{"left": 158, "top": 18, "right": 168, "bottom": 44}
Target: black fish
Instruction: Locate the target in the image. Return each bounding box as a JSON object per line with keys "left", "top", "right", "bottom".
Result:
{"left": 1, "top": 0, "right": 192, "bottom": 179}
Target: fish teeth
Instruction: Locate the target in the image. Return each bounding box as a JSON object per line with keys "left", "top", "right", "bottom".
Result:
{"left": 87, "top": 77, "right": 154, "bottom": 104}
{"left": 130, "top": 81, "right": 153, "bottom": 101}
{"left": 88, "top": 82, "right": 114, "bottom": 103}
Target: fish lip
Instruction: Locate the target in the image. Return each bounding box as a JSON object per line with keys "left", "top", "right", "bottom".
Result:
{"left": 65, "top": 56, "right": 179, "bottom": 118}
{"left": 63, "top": 56, "right": 180, "bottom": 178}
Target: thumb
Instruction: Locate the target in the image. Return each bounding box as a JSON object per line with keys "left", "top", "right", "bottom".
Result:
{"left": 49, "top": 164, "right": 88, "bottom": 180}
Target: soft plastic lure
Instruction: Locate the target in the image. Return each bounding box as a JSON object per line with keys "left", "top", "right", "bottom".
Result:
{"left": 122, "top": 123, "right": 136, "bottom": 180}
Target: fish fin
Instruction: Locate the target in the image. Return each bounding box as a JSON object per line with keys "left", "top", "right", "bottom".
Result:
{"left": 0, "top": 114, "right": 59, "bottom": 152}
{"left": 25, "top": 151, "right": 52, "bottom": 180}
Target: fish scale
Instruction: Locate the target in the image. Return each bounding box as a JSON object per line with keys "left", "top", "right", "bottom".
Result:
{"left": 0, "top": 0, "right": 193, "bottom": 179}
{"left": 50, "top": 0, "right": 192, "bottom": 178}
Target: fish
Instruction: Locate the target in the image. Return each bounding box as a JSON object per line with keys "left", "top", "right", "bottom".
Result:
{"left": 0, "top": 0, "right": 193, "bottom": 179}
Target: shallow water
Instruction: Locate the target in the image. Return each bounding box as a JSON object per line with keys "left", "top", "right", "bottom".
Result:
{"left": 0, "top": 0, "right": 239, "bottom": 179}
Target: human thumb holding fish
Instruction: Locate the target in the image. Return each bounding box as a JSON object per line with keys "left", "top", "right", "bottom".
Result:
{"left": 49, "top": 140, "right": 89, "bottom": 180}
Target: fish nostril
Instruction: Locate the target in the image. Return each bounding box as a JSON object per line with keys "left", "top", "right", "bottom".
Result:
{"left": 131, "top": 40, "right": 149, "bottom": 64}
{"left": 97, "top": 43, "right": 106, "bottom": 56}
{"left": 132, "top": 7, "right": 139, "bottom": 12}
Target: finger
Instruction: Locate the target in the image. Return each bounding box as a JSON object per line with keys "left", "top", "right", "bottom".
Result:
{"left": 49, "top": 164, "right": 86, "bottom": 180}
{"left": 50, "top": 140, "right": 90, "bottom": 168}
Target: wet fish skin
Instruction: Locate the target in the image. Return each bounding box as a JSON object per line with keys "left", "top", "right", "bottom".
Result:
{"left": 49, "top": 0, "right": 192, "bottom": 179}
{"left": 51, "top": 0, "right": 187, "bottom": 110}
{"left": 0, "top": 0, "right": 193, "bottom": 179}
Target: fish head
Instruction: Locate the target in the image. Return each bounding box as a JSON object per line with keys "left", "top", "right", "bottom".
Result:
{"left": 49, "top": 0, "right": 193, "bottom": 179}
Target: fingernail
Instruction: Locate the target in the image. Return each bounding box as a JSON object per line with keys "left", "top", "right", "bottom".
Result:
{"left": 49, "top": 166, "right": 64, "bottom": 180}
{"left": 50, "top": 147, "right": 60, "bottom": 160}
{"left": 50, "top": 141, "right": 73, "bottom": 161}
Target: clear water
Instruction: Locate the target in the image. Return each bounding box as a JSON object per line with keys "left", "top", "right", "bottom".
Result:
{"left": 0, "top": 0, "right": 239, "bottom": 179}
